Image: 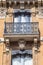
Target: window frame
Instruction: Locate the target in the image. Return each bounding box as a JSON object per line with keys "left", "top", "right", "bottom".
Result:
{"left": 13, "top": 10, "right": 32, "bottom": 22}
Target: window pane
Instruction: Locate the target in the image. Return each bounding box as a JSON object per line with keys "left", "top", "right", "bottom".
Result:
{"left": 24, "top": 56, "right": 33, "bottom": 65}
{"left": 21, "top": 15, "right": 26, "bottom": 22}
{"left": 14, "top": 12, "right": 31, "bottom": 22}
{"left": 25, "top": 15, "right": 30, "bottom": 22}
{"left": 14, "top": 16, "right": 21, "bottom": 22}
{"left": 12, "top": 56, "right": 21, "bottom": 65}
{"left": 12, "top": 55, "right": 33, "bottom": 65}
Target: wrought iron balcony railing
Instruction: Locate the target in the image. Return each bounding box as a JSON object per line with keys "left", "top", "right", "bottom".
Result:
{"left": 4, "top": 22, "right": 39, "bottom": 35}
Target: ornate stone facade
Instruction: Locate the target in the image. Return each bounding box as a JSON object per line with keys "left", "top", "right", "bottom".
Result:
{"left": 0, "top": 0, "right": 43, "bottom": 65}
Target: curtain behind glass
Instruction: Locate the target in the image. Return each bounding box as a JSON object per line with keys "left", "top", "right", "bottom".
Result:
{"left": 12, "top": 55, "right": 33, "bottom": 65}
{"left": 21, "top": 14, "right": 26, "bottom": 22}
{"left": 25, "top": 15, "right": 30, "bottom": 22}
{"left": 14, "top": 12, "right": 31, "bottom": 22}
{"left": 12, "top": 56, "right": 21, "bottom": 65}
{"left": 14, "top": 15, "right": 21, "bottom": 22}
{"left": 24, "top": 56, "right": 33, "bottom": 65}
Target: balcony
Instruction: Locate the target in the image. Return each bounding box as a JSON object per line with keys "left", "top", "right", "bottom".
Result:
{"left": 4, "top": 22, "right": 39, "bottom": 41}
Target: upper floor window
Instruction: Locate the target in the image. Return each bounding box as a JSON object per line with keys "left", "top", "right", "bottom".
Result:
{"left": 14, "top": 10, "right": 31, "bottom": 22}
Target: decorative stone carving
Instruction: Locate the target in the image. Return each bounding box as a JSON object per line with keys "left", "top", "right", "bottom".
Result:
{"left": 0, "top": 8, "right": 7, "bottom": 18}
{"left": 34, "top": 38, "right": 38, "bottom": 51}
{"left": 5, "top": 39, "right": 9, "bottom": 44}
{"left": 5, "top": 39, "right": 10, "bottom": 52}
{"left": 6, "top": 47, "right": 9, "bottom": 52}
{"left": 27, "top": 1, "right": 30, "bottom": 4}
{"left": 34, "top": 38, "right": 38, "bottom": 44}
{"left": 18, "top": 39, "right": 26, "bottom": 50}
{"left": 0, "top": 38, "right": 4, "bottom": 43}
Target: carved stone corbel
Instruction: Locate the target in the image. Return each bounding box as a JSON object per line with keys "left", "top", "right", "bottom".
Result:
{"left": 5, "top": 39, "right": 10, "bottom": 52}
{"left": 9, "top": 1, "right": 11, "bottom": 5}
{"left": 34, "top": 38, "right": 38, "bottom": 44}
{"left": 5, "top": 39, "right": 9, "bottom": 46}
{"left": 34, "top": 38, "right": 38, "bottom": 51}
{"left": 27, "top": 1, "right": 30, "bottom": 4}
{"left": 14, "top": 1, "right": 17, "bottom": 5}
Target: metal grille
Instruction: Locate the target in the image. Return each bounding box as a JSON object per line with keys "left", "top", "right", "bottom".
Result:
{"left": 4, "top": 22, "right": 39, "bottom": 34}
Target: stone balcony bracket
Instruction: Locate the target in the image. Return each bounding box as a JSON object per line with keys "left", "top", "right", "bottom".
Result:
{"left": 4, "top": 39, "right": 10, "bottom": 47}
{"left": 34, "top": 38, "right": 38, "bottom": 44}
{"left": 34, "top": 38, "right": 39, "bottom": 52}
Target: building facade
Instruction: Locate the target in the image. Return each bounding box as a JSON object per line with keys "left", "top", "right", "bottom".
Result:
{"left": 0, "top": 0, "right": 43, "bottom": 65}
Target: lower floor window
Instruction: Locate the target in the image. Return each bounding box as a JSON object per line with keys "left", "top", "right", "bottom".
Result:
{"left": 12, "top": 50, "right": 33, "bottom": 65}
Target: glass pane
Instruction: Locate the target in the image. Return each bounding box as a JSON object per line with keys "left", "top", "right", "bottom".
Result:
{"left": 12, "top": 50, "right": 33, "bottom": 65}
{"left": 21, "top": 56, "right": 24, "bottom": 65}
{"left": 12, "top": 55, "right": 33, "bottom": 65}
{"left": 24, "top": 56, "right": 33, "bottom": 65}
{"left": 12, "top": 56, "right": 21, "bottom": 65}
{"left": 14, "top": 16, "right": 21, "bottom": 22}
{"left": 14, "top": 12, "right": 31, "bottom": 22}
{"left": 25, "top": 15, "right": 30, "bottom": 22}
{"left": 21, "top": 15, "right": 26, "bottom": 22}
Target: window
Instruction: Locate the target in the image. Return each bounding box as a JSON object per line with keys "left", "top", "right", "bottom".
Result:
{"left": 13, "top": 10, "right": 32, "bottom": 34}
{"left": 12, "top": 50, "right": 33, "bottom": 65}
{"left": 14, "top": 10, "right": 31, "bottom": 22}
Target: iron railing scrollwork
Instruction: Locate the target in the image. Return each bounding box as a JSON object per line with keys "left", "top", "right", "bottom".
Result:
{"left": 4, "top": 22, "right": 39, "bottom": 34}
